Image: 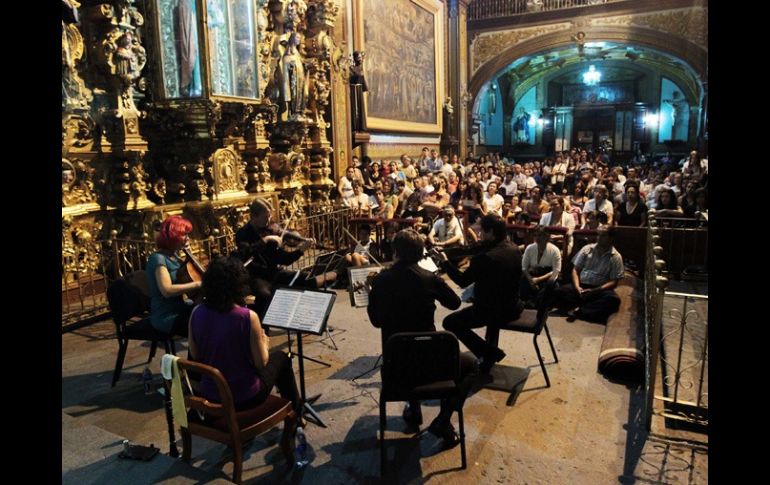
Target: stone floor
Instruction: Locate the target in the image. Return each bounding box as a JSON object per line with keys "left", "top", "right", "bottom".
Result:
{"left": 62, "top": 281, "right": 708, "bottom": 484}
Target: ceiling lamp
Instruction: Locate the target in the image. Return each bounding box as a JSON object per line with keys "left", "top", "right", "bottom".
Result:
{"left": 582, "top": 65, "right": 601, "bottom": 86}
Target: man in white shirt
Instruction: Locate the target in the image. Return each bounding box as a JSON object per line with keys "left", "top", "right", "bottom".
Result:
{"left": 581, "top": 184, "right": 614, "bottom": 226}
{"left": 428, "top": 206, "right": 464, "bottom": 248}
{"left": 500, "top": 172, "right": 518, "bottom": 197}
{"left": 520, "top": 226, "right": 562, "bottom": 307}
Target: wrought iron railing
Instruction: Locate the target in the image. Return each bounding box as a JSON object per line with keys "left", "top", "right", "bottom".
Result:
{"left": 644, "top": 213, "right": 708, "bottom": 433}
{"left": 61, "top": 207, "right": 352, "bottom": 330}
{"left": 468, "top": 0, "right": 618, "bottom": 21}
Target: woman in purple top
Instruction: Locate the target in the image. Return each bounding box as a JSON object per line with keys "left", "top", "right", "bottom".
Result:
{"left": 188, "top": 257, "right": 300, "bottom": 412}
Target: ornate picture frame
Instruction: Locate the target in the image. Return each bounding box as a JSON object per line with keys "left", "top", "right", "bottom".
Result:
{"left": 355, "top": 0, "right": 445, "bottom": 134}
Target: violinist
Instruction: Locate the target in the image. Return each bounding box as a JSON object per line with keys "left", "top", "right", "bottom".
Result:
{"left": 235, "top": 199, "right": 337, "bottom": 318}
{"left": 146, "top": 215, "right": 202, "bottom": 337}
{"left": 436, "top": 214, "right": 523, "bottom": 375}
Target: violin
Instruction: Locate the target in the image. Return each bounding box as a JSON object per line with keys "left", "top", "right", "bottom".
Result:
{"left": 261, "top": 222, "right": 316, "bottom": 249}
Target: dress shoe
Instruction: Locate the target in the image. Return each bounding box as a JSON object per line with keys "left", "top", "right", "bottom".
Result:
{"left": 402, "top": 403, "right": 423, "bottom": 429}
{"left": 427, "top": 418, "right": 461, "bottom": 449}
{"left": 479, "top": 347, "right": 506, "bottom": 374}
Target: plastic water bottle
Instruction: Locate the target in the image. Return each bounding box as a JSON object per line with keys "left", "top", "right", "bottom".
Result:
{"left": 294, "top": 426, "right": 309, "bottom": 468}
{"left": 142, "top": 367, "right": 153, "bottom": 395}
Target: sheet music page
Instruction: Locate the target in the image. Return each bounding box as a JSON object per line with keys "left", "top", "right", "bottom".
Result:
{"left": 263, "top": 289, "right": 302, "bottom": 329}
{"left": 291, "top": 291, "right": 334, "bottom": 333}
{"left": 417, "top": 253, "right": 439, "bottom": 273}
{"left": 348, "top": 266, "right": 383, "bottom": 307}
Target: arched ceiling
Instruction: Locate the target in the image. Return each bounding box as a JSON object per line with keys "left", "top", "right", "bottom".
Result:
{"left": 477, "top": 40, "right": 702, "bottom": 108}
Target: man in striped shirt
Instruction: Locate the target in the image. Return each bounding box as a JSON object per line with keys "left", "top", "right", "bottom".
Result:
{"left": 550, "top": 225, "right": 623, "bottom": 323}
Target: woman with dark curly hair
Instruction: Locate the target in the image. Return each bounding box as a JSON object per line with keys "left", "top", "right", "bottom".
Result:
{"left": 146, "top": 215, "right": 202, "bottom": 336}
{"left": 188, "top": 256, "right": 300, "bottom": 412}
{"left": 654, "top": 187, "right": 683, "bottom": 218}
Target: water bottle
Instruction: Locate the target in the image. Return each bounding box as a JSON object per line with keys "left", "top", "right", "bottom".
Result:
{"left": 142, "top": 367, "right": 153, "bottom": 395}
{"left": 294, "top": 426, "right": 309, "bottom": 468}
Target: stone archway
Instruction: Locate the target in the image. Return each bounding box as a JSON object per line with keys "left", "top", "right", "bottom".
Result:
{"left": 469, "top": 25, "right": 706, "bottom": 105}
{"left": 467, "top": 25, "right": 707, "bottom": 152}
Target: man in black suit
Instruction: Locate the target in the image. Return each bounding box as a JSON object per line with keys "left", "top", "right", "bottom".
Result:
{"left": 368, "top": 228, "right": 476, "bottom": 447}
{"left": 437, "top": 214, "right": 524, "bottom": 374}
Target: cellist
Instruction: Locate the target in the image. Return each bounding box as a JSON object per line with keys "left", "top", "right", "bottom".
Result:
{"left": 146, "top": 215, "right": 202, "bottom": 337}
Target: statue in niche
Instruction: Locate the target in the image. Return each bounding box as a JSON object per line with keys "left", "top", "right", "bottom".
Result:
{"left": 279, "top": 32, "right": 307, "bottom": 119}
{"left": 663, "top": 90, "right": 687, "bottom": 140}
{"left": 176, "top": 0, "right": 202, "bottom": 97}
{"left": 115, "top": 32, "right": 137, "bottom": 83}
{"left": 349, "top": 51, "right": 368, "bottom": 132}
{"left": 513, "top": 107, "right": 531, "bottom": 143}
{"left": 442, "top": 97, "right": 454, "bottom": 137}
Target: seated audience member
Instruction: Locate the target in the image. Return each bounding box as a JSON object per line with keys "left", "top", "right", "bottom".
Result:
{"left": 482, "top": 181, "right": 505, "bottom": 217}
{"left": 371, "top": 189, "right": 395, "bottom": 219}
{"left": 511, "top": 212, "right": 532, "bottom": 250}
{"left": 402, "top": 192, "right": 431, "bottom": 234}
{"left": 615, "top": 183, "right": 648, "bottom": 227}
{"left": 683, "top": 187, "right": 708, "bottom": 220}
{"left": 550, "top": 225, "right": 623, "bottom": 323}
{"left": 520, "top": 226, "right": 562, "bottom": 308}
{"left": 344, "top": 224, "right": 373, "bottom": 268}
{"left": 428, "top": 206, "right": 465, "bottom": 248}
{"left": 146, "top": 215, "right": 201, "bottom": 337}
{"left": 348, "top": 181, "right": 371, "bottom": 217}
{"left": 581, "top": 209, "right": 608, "bottom": 230}
{"left": 539, "top": 195, "right": 575, "bottom": 254}
{"left": 653, "top": 187, "right": 683, "bottom": 218}
{"left": 188, "top": 256, "right": 301, "bottom": 414}
{"left": 581, "top": 184, "right": 614, "bottom": 226}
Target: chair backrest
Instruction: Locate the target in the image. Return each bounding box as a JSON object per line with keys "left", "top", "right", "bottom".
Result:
{"left": 383, "top": 331, "right": 460, "bottom": 391}
{"left": 106, "top": 271, "right": 151, "bottom": 327}
{"left": 176, "top": 359, "right": 238, "bottom": 429}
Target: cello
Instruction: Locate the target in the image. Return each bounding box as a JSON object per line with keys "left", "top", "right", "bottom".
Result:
{"left": 176, "top": 246, "right": 206, "bottom": 300}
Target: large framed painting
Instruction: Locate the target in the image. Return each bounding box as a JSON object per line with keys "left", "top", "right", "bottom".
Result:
{"left": 355, "top": 0, "right": 444, "bottom": 134}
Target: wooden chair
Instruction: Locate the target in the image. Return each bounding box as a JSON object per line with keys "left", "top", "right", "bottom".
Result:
{"left": 106, "top": 270, "right": 176, "bottom": 387}
{"left": 175, "top": 359, "right": 297, "bottom": 484}
{"left": 379, "top": 331, "right": 467, "bottom": 475}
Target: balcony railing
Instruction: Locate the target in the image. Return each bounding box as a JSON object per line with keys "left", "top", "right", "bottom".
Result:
{"left": 468, "top": 0, "right": 619, "bottom": 21}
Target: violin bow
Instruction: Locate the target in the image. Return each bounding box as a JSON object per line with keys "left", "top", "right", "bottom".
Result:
{"left": 342, "top": 226, "right": 384, "bottom": 268}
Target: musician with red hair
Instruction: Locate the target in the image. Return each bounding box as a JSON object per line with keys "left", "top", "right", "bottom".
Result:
{"left": 146, "top": 215, "right": 202, "bottom": 336}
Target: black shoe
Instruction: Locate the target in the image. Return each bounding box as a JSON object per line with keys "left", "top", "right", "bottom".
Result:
{"left": 427, "top": 418, "right": 460, "bottom": 449}
{"left": 479, "top": 347, "right": 506, "bottom": 374}
{"left": 402, "top": 404, "right": 423, "bottom": 429}
{"left": 566, "top": 310, "right": 578, "bottom": 323}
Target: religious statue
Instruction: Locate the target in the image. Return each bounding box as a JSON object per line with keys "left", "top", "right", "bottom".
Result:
{"left": 663, "top": 90, "right": 687, "bottom": 140}
{"left": 442, "top": 97, "right": 455, "bottom": 138}
{"left": 513, "top": 107, "right": 531, "bottom": 143}
{"left": 115, "top": 32, "right": 136, "bottom": 83}
{"left": 177, "top": 0, "right": 202, "bottom": 97}
{"left": 279, "top": 32, "right": 307, "bottom": 119}
{"left": 349, "top": 51, "right": 368, "bottom": 133}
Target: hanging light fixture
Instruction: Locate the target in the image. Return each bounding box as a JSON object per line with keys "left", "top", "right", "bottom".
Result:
{"left": 582, "top": 65, "right": 601, "bottom": 86}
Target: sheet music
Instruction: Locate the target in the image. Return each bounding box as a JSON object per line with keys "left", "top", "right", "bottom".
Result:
{"left": 417, "top": 252, "right": 439, "bottom": 273}
{"left": 262, "top": 288, "right": 335, "bottom": 334}
{"left": 348, "top": 265, "right": 383, "bottom": 307}
{"left": 291, "top": 291, "right": 334, "bottom": 332}
{"left": 263, "top": 290, "right": 301, "bottom": 328}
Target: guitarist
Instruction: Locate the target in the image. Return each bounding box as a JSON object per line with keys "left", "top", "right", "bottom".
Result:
{"left": 146, "top": 215, "right": 202, "bottom": 337}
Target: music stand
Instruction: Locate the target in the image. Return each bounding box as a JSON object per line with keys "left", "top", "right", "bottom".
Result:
{"left": 262, "top": 287, "right": 336, "bottom": 428}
